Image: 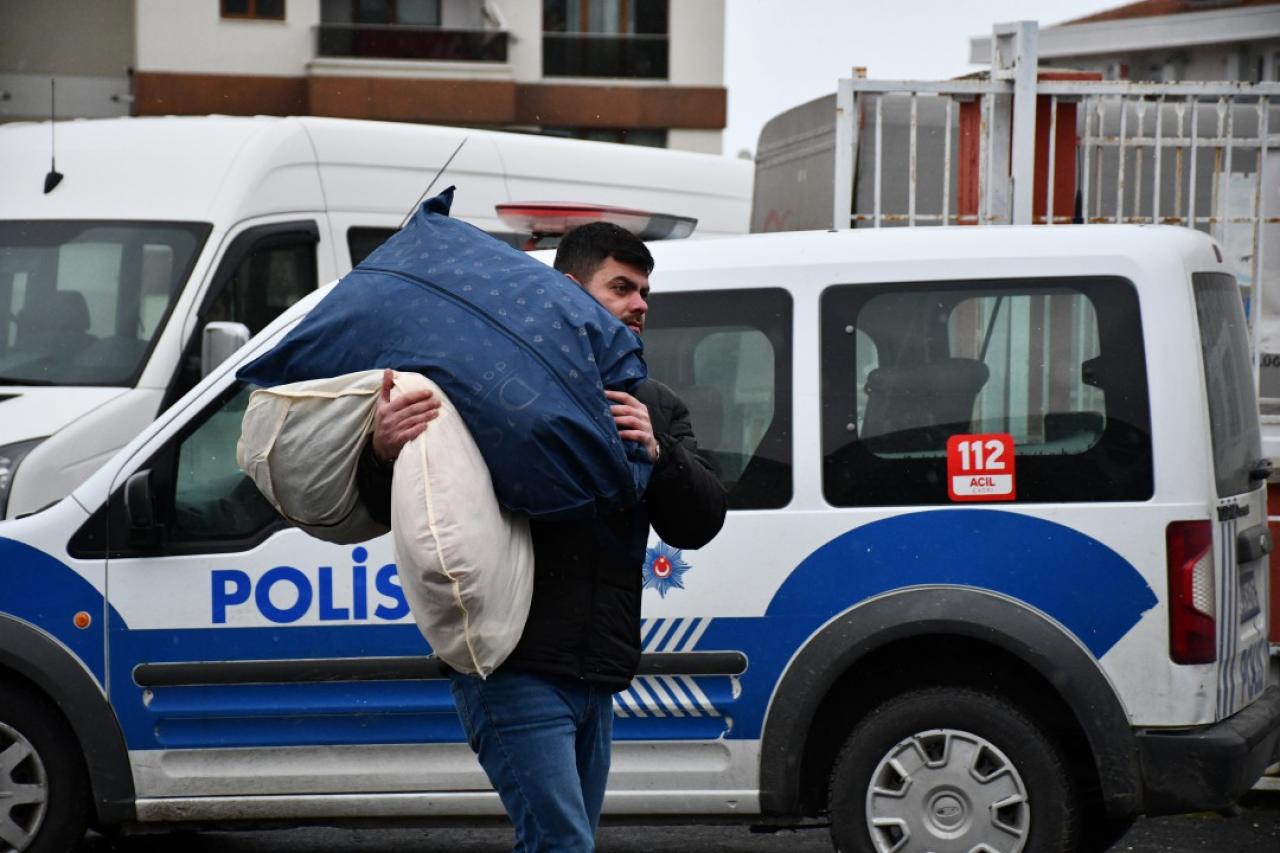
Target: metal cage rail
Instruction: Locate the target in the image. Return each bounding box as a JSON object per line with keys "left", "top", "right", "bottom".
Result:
{"left": 833, "top": 21, "right": 1280, "bottom": 411}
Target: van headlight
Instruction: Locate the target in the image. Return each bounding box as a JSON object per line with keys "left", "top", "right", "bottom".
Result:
{"left": 0, "top": 439, "right": 45, "bottom": 518}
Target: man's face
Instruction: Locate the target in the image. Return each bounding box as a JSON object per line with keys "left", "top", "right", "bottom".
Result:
{"left": 580, "top": 257, "right": 651, "bottom": 335}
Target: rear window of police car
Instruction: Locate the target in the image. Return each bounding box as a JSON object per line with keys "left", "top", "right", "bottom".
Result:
{"left": 1193, "top": 272, "right": 1263, "bottom": 498}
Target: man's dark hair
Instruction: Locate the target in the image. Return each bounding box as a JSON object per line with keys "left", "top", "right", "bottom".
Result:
{"left": 553, "top": 222, "right": 654, "bottom": 284}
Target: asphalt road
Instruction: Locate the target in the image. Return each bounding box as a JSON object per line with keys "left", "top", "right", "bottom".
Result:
{"left": 78, "top": 792, "right": 1280, "bottom": 852}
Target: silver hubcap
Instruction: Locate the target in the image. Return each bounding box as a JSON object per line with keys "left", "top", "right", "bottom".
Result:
{"left": 0, "top": 721, "right": 48, "bottom": 853}
{"left": 865, "top": 728, "right": 1029, "bottom": 853}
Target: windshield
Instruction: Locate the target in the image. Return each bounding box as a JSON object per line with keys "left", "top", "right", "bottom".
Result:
{"left": 1193, "top": 272, "right": 1264, "bottom": 497}
{"left": 0, "top": 220, "right": 210, "bottom": 386}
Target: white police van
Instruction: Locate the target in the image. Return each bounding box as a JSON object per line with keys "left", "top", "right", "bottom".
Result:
{"left": 0, "top": 115, "right": 749, "bottom": 521}
{"left": 0, "top": 224, "right": 1277, "bottom": 853}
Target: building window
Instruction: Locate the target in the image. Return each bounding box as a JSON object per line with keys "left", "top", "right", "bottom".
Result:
{"left": 543, "top": 0, "right": 669, "bottom": 79}
{"left": 221, "top": 0, "right": 286, "bottom": 20}
{"left": 350, "top": 0, "right": 441, "bottom": 26}
{"left": 317, "top": 0, "right": 507, "bottom": 61}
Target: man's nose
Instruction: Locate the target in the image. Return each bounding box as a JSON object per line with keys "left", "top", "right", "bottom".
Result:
{"left": 630, "top": 293, "right": 648, "bottom": 314}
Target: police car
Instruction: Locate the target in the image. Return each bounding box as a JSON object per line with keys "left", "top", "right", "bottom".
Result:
{"left": 0, "top": 224, "right": 1277, "bottom": 853}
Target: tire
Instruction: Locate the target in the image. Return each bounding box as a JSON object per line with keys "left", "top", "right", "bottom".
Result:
{"left": 829, "top": 686, "right": 1079, "bottom": 853}
{"left": 0, "top": 683, "right": 90, "bottom": 853}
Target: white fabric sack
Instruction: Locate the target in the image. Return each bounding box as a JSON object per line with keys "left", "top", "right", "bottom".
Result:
{"left": 390, "top": 372, "right": 533, "bottom": 677}
{"left": 236, "top": 370, "right": 388, "bottom": 545}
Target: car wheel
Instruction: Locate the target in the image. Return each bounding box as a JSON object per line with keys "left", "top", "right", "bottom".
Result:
{"left": 0, "top": 684, "right": 90, "bottom": 853}
{"left": 829, "top": 686, "right": 1079, "bottom": 853}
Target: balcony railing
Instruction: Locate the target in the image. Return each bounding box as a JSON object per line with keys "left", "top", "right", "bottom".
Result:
{"left": 542, "top": 32, "right": 668, "bottom": 79}
{"left": 316, "top": 23, "right": 508, "bottom": 63}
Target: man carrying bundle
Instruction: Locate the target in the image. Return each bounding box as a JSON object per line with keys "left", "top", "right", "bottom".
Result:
{"left": 356, "top": 222, "right": 726, "bottom": 852}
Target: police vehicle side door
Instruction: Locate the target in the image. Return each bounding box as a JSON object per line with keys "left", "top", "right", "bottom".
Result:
{"left": 604, "top": 286, "right": 796, "bottom": 808}
{"left": 88, "top": 378, "right": 486, "bottom": 807}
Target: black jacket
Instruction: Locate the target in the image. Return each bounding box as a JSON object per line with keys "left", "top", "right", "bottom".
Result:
{"left": 357, "top": 378, "right": 727, "bottom": 690}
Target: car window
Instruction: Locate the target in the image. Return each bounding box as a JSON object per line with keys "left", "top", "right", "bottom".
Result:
{"left": 205, "top": 241, "right": 317, "bottom": 337}
{"left": 1193, "top": 272, "right": 1263, "bottom": 497}
{"left": 822, "top": 277, "right": 1152, "bottom": 505}
{"left": 0, "top": 220, "right": 208, "bottom": 385}
{"left": 172, "top": 384, "right": 280, "bottom": 543}
{"left": 645, "top": 288, "right": 793, "bottom": 509}
{"left": 347, "top": 227, "right": 397, "bottom": 267}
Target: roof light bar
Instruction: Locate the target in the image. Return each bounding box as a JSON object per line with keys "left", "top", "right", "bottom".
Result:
{"left": 496, "top": 203, "right": 697, "bottom": 242}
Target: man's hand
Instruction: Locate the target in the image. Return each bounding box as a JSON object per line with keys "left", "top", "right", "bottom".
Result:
{"left": 372, "top": 368, "right": 441, "bottom": 463}
{"left": 606, "top": 390, "right": 658, "bottom": 463}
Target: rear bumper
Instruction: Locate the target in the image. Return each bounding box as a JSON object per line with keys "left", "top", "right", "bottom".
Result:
{"left": 1136, "top": 684, "right": 1280, "bottom": 816}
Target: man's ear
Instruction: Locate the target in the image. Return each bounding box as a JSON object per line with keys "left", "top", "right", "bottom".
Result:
{"left": 564, "top": 272, "right": 582, "bottom": 286}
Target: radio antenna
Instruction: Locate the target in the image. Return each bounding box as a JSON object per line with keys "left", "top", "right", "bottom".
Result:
{"left": 398, "top": 136, "right": 468, "bottom": 229}
{"left": 43, "top": 79, "right": 63, "bottom": 194}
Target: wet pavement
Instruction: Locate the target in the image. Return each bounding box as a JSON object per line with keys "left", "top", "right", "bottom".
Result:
{"left": 77, "top": 791, "right": 1280, "bottom": 852}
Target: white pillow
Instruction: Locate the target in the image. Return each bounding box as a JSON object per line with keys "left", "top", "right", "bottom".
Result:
{"left": 237, "top": 370, "right": 388, "bottom": 545}
{"left": 390, "top": 372, "right": 533, "bottom": 677}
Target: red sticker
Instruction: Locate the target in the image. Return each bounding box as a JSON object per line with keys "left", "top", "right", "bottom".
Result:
{"left": 653, "top": 556, "right": 672, "bottom": 578}
{"left": 946, "top": 434, "right": 1016, "bottom": 502}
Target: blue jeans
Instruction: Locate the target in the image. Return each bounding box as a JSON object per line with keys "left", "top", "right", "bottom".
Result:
{"left": 448, "top": 669, "right": 614, "bottom": 852}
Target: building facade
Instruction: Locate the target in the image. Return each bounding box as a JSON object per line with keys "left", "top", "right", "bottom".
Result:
{"left": 971, "top": 0, "right": 1280, "bottom": 82}
{"left": 0, "top": 0, "right": 726, "bottom": 153}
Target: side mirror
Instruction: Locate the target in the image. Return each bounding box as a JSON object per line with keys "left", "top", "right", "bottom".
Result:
{"left": 124, "top": 469, "right": 162, "bottom": 547}
{"left": 201, "top": 321, "right": 251, "bottom": 379}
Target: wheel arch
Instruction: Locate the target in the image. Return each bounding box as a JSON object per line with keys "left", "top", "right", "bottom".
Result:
{"left": 757, "top": 586, "right": 1144, "bottom": 820}
{"left": 0, "top": 614, "right": 135, "bottom": 826}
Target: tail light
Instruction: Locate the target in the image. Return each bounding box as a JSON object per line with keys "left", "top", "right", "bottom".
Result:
{"left": 1167, "top": 520, "right": 1216, "bottom": 664}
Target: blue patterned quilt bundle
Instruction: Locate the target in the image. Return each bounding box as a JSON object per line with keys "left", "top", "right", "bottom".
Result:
{"left": 238, "top": 188, "right": 652, "bottom": 519}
